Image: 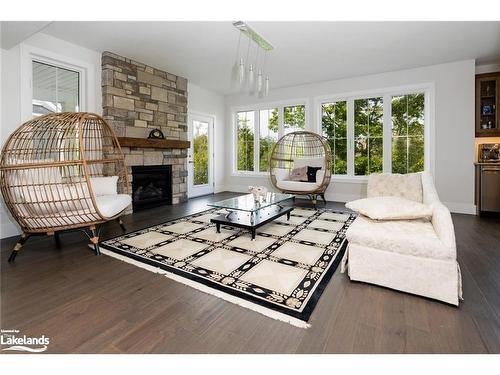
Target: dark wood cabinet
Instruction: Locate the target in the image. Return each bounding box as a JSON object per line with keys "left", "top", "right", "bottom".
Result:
{"left": 476, "top": 71, "right": 500, "bottom": 137}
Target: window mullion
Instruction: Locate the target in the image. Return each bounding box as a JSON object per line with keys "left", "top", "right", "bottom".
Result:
{"left": 383, "top": 94, "right": 392, "bottom": 173}
{"left": 278, "top": 106, "right": 283, "bottom": 138}
{"left": 347, "top": 99, "right": 355, "bottom": 176}
{"left": 55, "top": 67, "right": 59, "bottom": 112}
{"left": 254, "top": 110, "right": 259, "bottom": 172}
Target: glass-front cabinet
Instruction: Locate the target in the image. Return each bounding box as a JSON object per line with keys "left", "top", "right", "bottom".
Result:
{"left": 476, "top": 72, "right": 500, "bottom": 137}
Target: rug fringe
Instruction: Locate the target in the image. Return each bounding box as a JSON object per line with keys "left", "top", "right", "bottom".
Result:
{"left": 101, "top": 248, "right": 311, "bottom": 329}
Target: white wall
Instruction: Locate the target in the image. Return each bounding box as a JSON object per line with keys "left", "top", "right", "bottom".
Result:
{"left": 187, "top": 82, "right": 226, "bottom": 193}
{"left": 224, "top": 60, "right": 476, "bottom": 214}
{"left": 0, "top": 33, "right": 102, "bottom": 238}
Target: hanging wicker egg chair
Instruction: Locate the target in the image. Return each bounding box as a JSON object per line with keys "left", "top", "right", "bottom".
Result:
{"left": 269, "top": 131, "right": 332, "bottom": 207}
{"left": 0, "top": 112, "right": 130, "bottom": 262}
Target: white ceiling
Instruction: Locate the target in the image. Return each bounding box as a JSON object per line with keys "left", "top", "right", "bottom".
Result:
{"left": 8, "top": 21, "right": 500, "bottom": 94}
{"left": 0, "top": 21, "right": 52, "bottom": 49}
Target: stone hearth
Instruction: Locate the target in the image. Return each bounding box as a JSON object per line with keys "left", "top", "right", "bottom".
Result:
{"left": 101, "top": 51, "right": 188, "bottom": 210}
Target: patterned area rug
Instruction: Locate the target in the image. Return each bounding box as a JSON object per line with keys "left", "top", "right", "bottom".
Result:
{"left": 100, "top": 207, "right": 356, "bottom": 328}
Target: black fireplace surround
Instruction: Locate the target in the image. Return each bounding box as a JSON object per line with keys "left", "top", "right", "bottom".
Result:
{"left": 132, "top": 165, "right": 172, "bottom": 211}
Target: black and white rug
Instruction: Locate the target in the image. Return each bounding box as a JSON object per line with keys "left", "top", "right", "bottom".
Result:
{"left": 100, "top": 207, "right": 356, "bottom": 328}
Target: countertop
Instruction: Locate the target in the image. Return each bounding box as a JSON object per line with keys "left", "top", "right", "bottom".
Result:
{"left": 474, "top": 162, "right": 500, "bottom": 166}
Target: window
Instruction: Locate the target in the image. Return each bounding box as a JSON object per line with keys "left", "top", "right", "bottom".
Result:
{"left": 234, "top": 103, "right": 306, "bottom": 174}
{"left": 32, "top": 61, "right": 80, "bottom": 117}
{"left": 283, "top": 105, "right": 305, "bottom": 134}
{"left": 236, "top": 111, "right": 255, "bottom": 172}
{"left": 354, "top": 97, "right": 383, "bottom": 175}
{"left": 391, "top": 93, "right": 425, "bottom": 173}
{"left": 193, "top": 120, "right": 209, "bottom": 185}
{"left": 320, "top": 89, "right": 427, "bottom": 177}
{"left": 321, "top": 101, "right": 347, "bottom": 175}
{"left": 259, "top": 108, "right": 279, "bottom": 172}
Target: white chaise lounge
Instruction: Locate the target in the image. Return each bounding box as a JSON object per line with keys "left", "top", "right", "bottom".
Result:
{"left": 341, "top": 172, "right": 463, "bottom": 305}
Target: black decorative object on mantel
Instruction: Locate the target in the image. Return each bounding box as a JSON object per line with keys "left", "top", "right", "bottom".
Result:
{"left": 148, "top": 128, "right": 165, "bottom": 139}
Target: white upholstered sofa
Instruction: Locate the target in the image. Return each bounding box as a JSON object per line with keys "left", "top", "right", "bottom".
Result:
{"left": 341, "top": 172, "right": 463, "bottom": 305}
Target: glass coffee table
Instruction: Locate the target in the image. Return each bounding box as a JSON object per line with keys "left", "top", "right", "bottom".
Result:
{"left": 208, "top": 193, "right": 295, "bottom": 240}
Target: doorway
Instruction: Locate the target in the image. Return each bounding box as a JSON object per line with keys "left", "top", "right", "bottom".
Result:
{"left": 187, "top": 113, "right": 214, "bottom": 198}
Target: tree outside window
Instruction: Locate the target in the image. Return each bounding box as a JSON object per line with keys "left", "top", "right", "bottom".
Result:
{"left": 354, "top": 97, "right": 383, "bottom": 175}
{"left": 236, "top": 111, "right": 255, "bottom": 171}
{"left": 322, "top": 101, "right": 347, "bottom": 175}
{"left": 193, "top": 120, "right": 209, "bottom": 185}
{"left": 259, "top": 108, "right": 279, "bottom": 172}
{"left": 391, "top": 93, "right": 425, "bottom": 174}
{"left": 283, "top": 105, "right": 305, "bottom": 134}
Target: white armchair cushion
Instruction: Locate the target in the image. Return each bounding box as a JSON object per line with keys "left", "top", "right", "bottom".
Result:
{"left": 346, "top": 215, "right": 453, "bottom": 260}
{"left": 95, "top": 194, "right": 131, "bottom": 218}
{"left": 273, "top": 168, "right": 289, "bottom": 182}
{"left": 346, "top": 196, "right": 432, "bottom": 221}
{"left": 367, "top": 172, "right": 423, "bottom": 203}
{"left": 90, "top": 176, "right": 119, "bottom": 196}
{"left": 276, "top": 180, "right": 319, "bottom": 192}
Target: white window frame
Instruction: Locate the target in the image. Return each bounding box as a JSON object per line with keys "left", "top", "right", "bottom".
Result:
{"left": 231, "top": 98, "right": 310, "bottom": 177}
{"left": 314, "top": 83, "right": 434, "bottom": 182}
{"left": 20, "top": 44, "right": 92, "bottom": 122}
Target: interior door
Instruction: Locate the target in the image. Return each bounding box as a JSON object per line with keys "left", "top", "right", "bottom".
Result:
{"left": 187, "top": 113, "right": 214, "bottom": 198}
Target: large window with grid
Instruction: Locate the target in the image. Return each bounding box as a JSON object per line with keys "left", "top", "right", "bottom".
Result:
{"left": 320, "top": 89, "right": 427, "bottom": 177}
{"left": 234, "top": 104, "right": 306, "bottom": 173}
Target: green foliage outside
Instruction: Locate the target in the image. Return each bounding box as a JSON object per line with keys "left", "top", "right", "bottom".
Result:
{"left": 193, "top": 133, "right": 208, "bottom": 185}
{"left": 284, "top": 105, "right": 305, "bottom": 130}
{"left": 237, "top": 112, "right": 254, "bottom": 171}
{"left": 259, "top": 108, "right": 279, "bottom": 172}
{"left": 391, "top": 93, "right": 425, "bottom": 174}
{"left": 322, "top": 101, "right": 348, "bottom": 174}
{"left": 354, "top": 97, "right": 384, "bottom": 175}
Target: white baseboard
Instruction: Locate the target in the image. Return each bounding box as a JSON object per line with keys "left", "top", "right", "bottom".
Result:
{"left": 1, "top": 220, "right": 21, "bottom": 239}
{"left": 442, "top": 202, "right": 476, "bottom": 215}
{"left": 221, "top": 186, "right": 476, "bottom": 215}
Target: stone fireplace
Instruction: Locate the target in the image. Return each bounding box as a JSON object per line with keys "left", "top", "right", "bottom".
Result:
{"left": 101, "top": 51, "right": 188, "bottom": 212}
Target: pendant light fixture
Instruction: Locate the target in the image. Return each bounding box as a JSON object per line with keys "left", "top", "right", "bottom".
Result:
{"left": 232, "top": 21, "right": 273, "bottom": 97}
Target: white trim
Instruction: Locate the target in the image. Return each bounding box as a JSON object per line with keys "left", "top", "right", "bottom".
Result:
{"left": 347, "top": 99, "right": 355, "bottom": 176}
{"left": 382, "top": 93, "right": 392, "bottom": 173}
{"left": 100, "top": 248, "right": 310, "bottom": 328}
{"left": 20, "top": 43, "right": 94, "bottom": 122}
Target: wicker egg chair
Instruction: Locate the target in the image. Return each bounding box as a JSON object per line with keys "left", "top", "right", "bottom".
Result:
{"left": 269, "top": 131, "right": 332, "bottom": 207}
{"left": 0, "top": 112, "right": 130, "bottom": 262}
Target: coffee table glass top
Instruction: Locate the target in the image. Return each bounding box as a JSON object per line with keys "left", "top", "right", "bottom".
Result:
{"left": 208, "top": 193, "right": 294, "bottom": 212}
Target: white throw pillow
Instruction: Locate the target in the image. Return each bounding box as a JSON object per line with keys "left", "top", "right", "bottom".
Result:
{"left": 90, "top": 176, "right": 119, "bottom": 196}
{"left": 346, "top": 196, "right": 432, "bottom": 221}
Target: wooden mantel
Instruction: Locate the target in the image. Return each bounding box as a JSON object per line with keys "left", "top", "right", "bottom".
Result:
{"left": 117, "top": 137, "right": 190, "bottom": 149}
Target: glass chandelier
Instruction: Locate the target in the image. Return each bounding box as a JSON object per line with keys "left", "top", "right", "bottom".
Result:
{"left": 232, "top": 21, "right": 273, "bottom": 97}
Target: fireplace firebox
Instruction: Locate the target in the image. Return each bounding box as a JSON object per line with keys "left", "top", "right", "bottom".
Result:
{"left": 132, "top": 165, "right": 172, "bottom": 211}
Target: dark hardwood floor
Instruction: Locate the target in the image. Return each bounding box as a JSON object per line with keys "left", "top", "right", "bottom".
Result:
{"left": 1, "top": 192, "right": 499, "bottom": 353}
